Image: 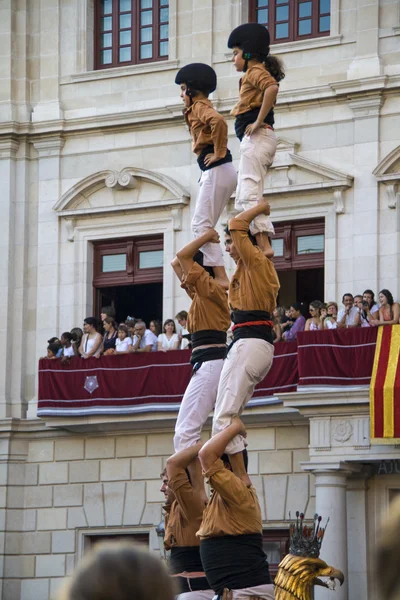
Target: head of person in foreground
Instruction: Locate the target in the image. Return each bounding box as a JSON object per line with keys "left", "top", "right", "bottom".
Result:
{"left": 58, "top": 541, "right": 176, "bottom": 600}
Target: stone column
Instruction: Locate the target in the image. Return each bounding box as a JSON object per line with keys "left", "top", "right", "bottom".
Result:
{"left": 302, "top": 461, "right": 360, "bottom": 600}
{"left": 0, "top": 138, "right": 19, "bottom": 418}
{"left": 28, "top": 138, "right": 64, "bottom": 418}
{"left": 32, "top": 0, "right": 63, "bottom": 122}
{"left": 347, "top": 0, "right": 382, "bottom": 79}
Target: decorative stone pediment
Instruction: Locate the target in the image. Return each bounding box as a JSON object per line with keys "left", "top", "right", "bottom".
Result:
{"left": 373, "top": 145, "right": 400, "bottom": 208}
{"left": 53, "top": 167, "right": 190, "bottom": 217}
{"left": 265, "top": 137, "right": 354, "bottom": 201}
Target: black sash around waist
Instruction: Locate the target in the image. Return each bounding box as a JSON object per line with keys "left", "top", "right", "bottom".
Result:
{"left": 169, "top": 546, "right": 204, "bottom": 575}
{"left": 234, "top": 108, "right": 274, "bottom": 141}
{"left": 231, "top": 310, "right": 273, "bottom": 346}
{"left": 200, "top": 533, "right": 271, "bottom": 594}
{"left": 197, "top": 145, "right": 233, "bottom": 171}
{"left": 190, "top": 330, "right": 227, "bottom": 368}
{"left": 169, "top": 546, "right": 211, "bottom": 594}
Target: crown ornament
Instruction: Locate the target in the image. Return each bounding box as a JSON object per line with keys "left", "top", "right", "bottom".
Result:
{"left": 289, "top": 512, "right": 329, "bottom": 559}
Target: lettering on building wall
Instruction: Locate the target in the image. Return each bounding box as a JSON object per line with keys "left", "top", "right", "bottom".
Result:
{"left": 376, "top": 460, "right": 400, "bottom": 475}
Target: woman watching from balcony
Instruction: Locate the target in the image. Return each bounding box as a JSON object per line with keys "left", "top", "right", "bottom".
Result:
{"left": 150, "top": 319, "right": 162, "bottom": 338}
{"left": 370, "top": 289, "right": 400, "bottom": 327}
{"left": 158, "top": 319, "right": 180, "bottom": 352}
{"left": 323, "top": 302, "right": 338, "bottom": 329}
{"left": 79, "top": 318, "right": 103, "bottom": 359}
{"left": 304, "top": 300, "right": 323, "bottom": 331}
{"left": 102, "top": 317, "right": 118, "bottom": 354}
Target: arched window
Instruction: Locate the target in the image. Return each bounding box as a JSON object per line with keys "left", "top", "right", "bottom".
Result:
{"left": 95, "top": 0, "right": 169, "bottom": 69}
{"left": 248, "top": 0, "right": 330, "bottom": 44}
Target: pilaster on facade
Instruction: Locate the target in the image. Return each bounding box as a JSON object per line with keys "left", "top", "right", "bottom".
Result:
{"left": 32, "top": 137, "right": 65, "bottom": 158}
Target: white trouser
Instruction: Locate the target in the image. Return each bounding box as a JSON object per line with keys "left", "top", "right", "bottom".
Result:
{"left": 174, "top": 358, "right": 224, "bottom": 451}
{"left": 213, "top": 584, "right": 275, "bottom": 599}
{"left": 235, "top": 129, "right": 277, "bottom": 236}
{"left": 212, "top": 339, "right": 274, "bottom": 454}
{"left": 178, "top": 592, "right": 215, "bottom": 600}
{"left": 192, "top": 163, "right": 237, "bottom": 267}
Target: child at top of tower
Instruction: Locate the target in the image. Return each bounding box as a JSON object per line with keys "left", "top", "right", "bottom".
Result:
{"left": 228, "top": 23, "right": 285, "bottom": 259}
{"left": 175, "top": 63, "right": 237, "bottom": 290}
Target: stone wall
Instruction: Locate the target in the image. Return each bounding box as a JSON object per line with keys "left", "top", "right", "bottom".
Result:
{"left": 1, "top": 424, "right": 310, "bottom": 600}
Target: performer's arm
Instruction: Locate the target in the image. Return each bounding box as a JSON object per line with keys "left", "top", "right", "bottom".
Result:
{"left": 171, "top": 256, "right": 183, "bottom": 281}
{"left": 234, "top": 198, "right": 271, "bottom": 227}
{"left": 176, "top": 229, "right": 220, "bottom": 277}
{"left": 199, "top": 417, "right": 246, "bottom": 473}
{"left": 166, "top": 441, "right": 204, "bottom": 490}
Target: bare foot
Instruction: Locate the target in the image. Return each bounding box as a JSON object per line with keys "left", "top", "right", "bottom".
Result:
{"left": 231, "top": 416, "right": 247, "bottom": 438}
{"left": 255, "top": 232, "right": 274, "bottom": 259}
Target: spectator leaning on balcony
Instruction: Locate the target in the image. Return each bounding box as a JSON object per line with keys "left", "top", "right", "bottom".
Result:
{"left": 370, "top": 289, "right": 400, "bottom": 326}
{"left": 355, "top": 289, "right": 380, "bottom": 327}
{"left": 102, "top": 317, "right": 118, "bottom": 354}
{"left": 337, "top": 293, "right": 358, "bottom": 328}
{"left": 130, "top": 320, "right": 158, "bottom": 353}
{"left": 305, "top": 300, "right": 324, "bottom": 331}
{"left": 60, "top": 332, "right": 76, "bottom": 357}
{"left": 79, "top": 318, "right": 103, "bottom": 359}
{"left": 323, "top": 301, "right": 338, "bottom": 329}
{"left": 158, "top": 319, "right": 180, "bottom": 352}
{"left": 282, "top": 303, "right": 305, "bottom": 341}
{"left": 176, "top": 310, "right": 190, "bottom": 350}
{"left": 149, "top": 319, "right": 162, "bottom": 338}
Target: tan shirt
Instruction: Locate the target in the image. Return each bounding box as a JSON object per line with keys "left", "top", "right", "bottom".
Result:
{"left": 164, "top": 469, "right": 206, "bottom": 549}
{"left": 228, "top": 217, "right": 280, "bottom": 312}
{"left": 184, "top": 98, "right": 228, "bottom": 158}
{"left": 197, "top": 459, "right": 263, "bottom": 539}
{"left": 182, "top": 263, "right": 231, "bottom": 334}
{"left": 231, "top": 64, "right": 277, "bottom": 117}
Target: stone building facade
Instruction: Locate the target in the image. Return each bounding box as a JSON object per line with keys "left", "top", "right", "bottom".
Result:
{"left": 0, "top": 0, "right": 400, "bottom": 599}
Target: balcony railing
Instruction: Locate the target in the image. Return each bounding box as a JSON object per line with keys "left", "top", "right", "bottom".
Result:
{"left": 37, "top": 328, "right": 378, "bottom": 418}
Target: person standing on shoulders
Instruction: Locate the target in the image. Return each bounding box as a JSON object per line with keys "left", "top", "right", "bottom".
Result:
{"left": 175, "top": 63, "right": 237, "bottom": 290}
{"left": 212, "top": 199, "right": 280, "bottom": 456}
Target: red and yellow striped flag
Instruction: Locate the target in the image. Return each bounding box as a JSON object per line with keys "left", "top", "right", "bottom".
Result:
{"left": 370, "top": 325, "right": 400, "bottom": 443}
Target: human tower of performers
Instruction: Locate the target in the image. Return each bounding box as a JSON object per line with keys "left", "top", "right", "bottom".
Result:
{"left": 160, "top": 23, "right": 343, "bottom": 600}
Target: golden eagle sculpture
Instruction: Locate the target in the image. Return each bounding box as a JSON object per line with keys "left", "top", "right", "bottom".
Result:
{"left": 274, "top": 512, "right": 344, "bottom": 600}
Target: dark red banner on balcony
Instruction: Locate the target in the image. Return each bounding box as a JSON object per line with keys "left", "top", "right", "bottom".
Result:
{"left": 297, "top": 326, "right": 377, "bottom": 388}
{"left": 37, "top": 328, "right": 377, "bottom": 418}
{"left": 37, "top": 343, "right": 298, "bottom": 417}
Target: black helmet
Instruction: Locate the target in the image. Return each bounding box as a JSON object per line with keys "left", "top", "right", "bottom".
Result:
{"left": 175, "top": 63, "right": 217, "bottom": 94}
{"left": 227, "top": 23, "right": 270, "bottom": 57}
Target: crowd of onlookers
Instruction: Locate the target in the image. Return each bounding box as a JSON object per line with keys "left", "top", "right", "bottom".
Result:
{"left": 43, "top": 308, "right": 191, "bottom": 360}
{"left": 43, "top": 288, "right": 400, "bottom": 359}
{"left": 272, "top": 288, "right": 400, "bottom": 343}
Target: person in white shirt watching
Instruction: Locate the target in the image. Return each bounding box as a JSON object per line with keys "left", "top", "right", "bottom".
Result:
{"left": 130, "top": 320, "right": 158, "bottom": 352}
{"left": 337, "top": 293, "right": 358, "bottom": 328}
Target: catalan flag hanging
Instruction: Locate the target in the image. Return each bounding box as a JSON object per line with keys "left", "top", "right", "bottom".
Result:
{"left": 370, "top": 325, "right": 400, "bottom": 444}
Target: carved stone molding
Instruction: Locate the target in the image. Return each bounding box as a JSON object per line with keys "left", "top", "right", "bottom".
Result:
{"left": 333, "top": 187, "right": 345, "bottom": 214}
{"left": 310, "top": 418, "right": 331, "bottom": 451}
{"left": 332, "top": 420, "right": 353, "bottom": 443}
{"left": 33, "top": 137, "right": 65, "bottom": 158}
{"left": 348, "top": 94, "right": 384, "bottom": 119}
{"left": 105, "top": 169, "right": 138, "bottom": 190}
{"left": 384, "top": 183, "right": 399, "bottom": 209}
{"left": 65, "top": 218, "right": 76, "bottom": 242}
{"left": 171, "top": 208, "right": 183, "bottom": 231}
{"left": 0, "top": 137, "right": 19, "bottom": 159}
